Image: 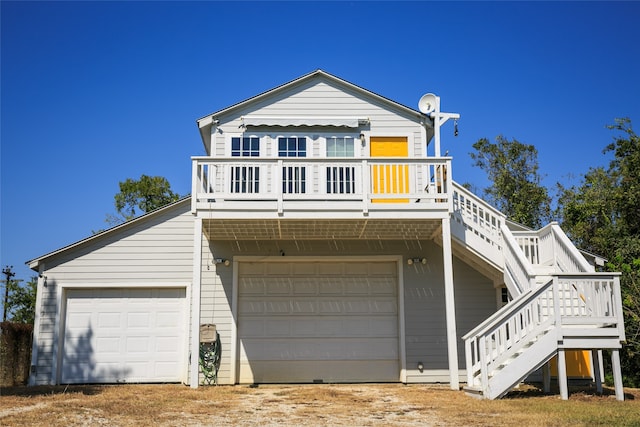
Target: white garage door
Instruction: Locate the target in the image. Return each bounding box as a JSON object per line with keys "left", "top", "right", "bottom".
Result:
{"left": 62, "top": 288, "right": 186, "bottom": 384}
{"left": 238, "top": 260, "right": 399, "bottom": 383}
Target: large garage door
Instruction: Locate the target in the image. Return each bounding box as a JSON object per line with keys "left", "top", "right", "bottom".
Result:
{"left": 238, "top": 260, "right": 399, "bottom": 383}
{"left": 61, "top": 288, "right": 186, "bottom": 384}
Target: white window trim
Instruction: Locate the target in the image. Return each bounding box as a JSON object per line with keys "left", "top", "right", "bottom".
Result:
{"left": 319, "top": 132, "right": 362, "bottom": 158}
{"left": 226, "top": 134, "right": 264, "bottom": 158}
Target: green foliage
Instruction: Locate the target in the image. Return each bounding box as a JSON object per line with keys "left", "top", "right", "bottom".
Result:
{"left": 557, "top": 118, "right": 640, "bottom": 386}
{"left": 555, "top": 167, "right": 619, "bottom": 255}
{"left": 107, "top": 175, "right": 180, "bottom": 226}
{"left": 470, "top": 136, "right": 552, "bottom": 228}
{"left": 5, "top": 276, "right": 37, "bottom": 324}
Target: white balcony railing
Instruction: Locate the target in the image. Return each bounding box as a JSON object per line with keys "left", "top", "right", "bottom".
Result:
{"left": 191, "top": 157, "right": 452, "bottom": 215}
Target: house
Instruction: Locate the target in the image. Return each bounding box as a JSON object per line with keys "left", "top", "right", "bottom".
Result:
{"left": 27, "top": 70, "right": 626, "bottom": 400}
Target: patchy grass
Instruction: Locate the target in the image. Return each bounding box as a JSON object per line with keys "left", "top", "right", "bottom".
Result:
{"left": 0, "top": 383, "right": 638, "bottom": 426}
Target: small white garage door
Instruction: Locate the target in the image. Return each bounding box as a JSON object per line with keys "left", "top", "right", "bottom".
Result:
{"left": 238, "top": 260, "right": 399, "bottom": 383}
{"left": 61, "top": 288, "right": 186, "bottom": 384}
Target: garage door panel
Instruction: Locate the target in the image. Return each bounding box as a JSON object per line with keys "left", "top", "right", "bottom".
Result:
{"left": 240, "top": 360, "right": 400, "bottom": 383}
{"left": 62, "top": 288, "right": 185, "bottom": 384}
{"left": 127, "top": 312, "right": 150, "bottom": 328}
{"left": 266, "top": 281, "right": 290, "bottom": 294}
{"left": 156, "top": 311, "right": 182, "bottom": 327}
{"left": 292, "top": 279, "right": 316, "bottom": 294}
{"left": 319, "top": 281, "right": 343, "bottom": 294}
{"left": 96, "top": 337, "right": 120, "bottom": 353}
{"left": 239, "top": 278, "right": 267, "bottom": 295}
{"left": 238, "top": 260, "right": 399, "bottom": 383}
{"left": 291, "top": 300, "right": 315, "bottom": 314}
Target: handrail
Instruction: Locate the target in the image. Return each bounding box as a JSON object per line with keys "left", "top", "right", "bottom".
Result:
{"left": 464, "top": 272, "right": 623, "bottom": 393}
{"left": 451, "top": 181, "right": 506, "bottom": 251}
{"left": 549, "top": 224, "right": 594, "bottom": 272}
{"left": 462, "top": 280, "right": 542, "bottom": 342}
{"left": 512, "top": 222, "right": 594, "bottom": 273}
{"left": 501, "top": 224, "right": 536, "bottom": 295}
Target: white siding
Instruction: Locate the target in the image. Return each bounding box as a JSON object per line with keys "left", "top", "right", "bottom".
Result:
{"left": 211, "top": 79, "right": 425, "bottom": 158}
{"left": 31, "top": 201, "right": 194, "bottom": 385}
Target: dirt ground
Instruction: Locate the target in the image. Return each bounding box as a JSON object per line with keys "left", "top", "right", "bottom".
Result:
{"left": 1, "top": 383, "right": 639, "bottom": 426}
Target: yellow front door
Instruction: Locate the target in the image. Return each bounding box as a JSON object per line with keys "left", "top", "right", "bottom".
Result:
{"left": 370, "top": 137, "right": 409, "bottom": 203}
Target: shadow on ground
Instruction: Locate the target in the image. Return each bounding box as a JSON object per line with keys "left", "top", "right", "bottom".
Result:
{"left": 0, "top": 385, "right": 106, "bottom": 397}
{"left": 504, "top": 382, "right": 635, "bottom": 400}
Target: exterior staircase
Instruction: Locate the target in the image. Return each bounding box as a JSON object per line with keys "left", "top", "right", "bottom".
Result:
{"left": 450, "top": 182, "right": 626, "bottom": 400}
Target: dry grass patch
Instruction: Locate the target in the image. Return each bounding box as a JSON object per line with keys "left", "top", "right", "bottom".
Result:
{"left": 1, "top": 383, "right": 639, "bottom": 426}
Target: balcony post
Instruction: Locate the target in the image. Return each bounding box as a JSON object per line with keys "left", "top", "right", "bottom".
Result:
{"left": 442, "top": 216, "right": 459, "bottom": 390}
{"left": 190, "top": 217, "right": 203, "bottom": 388}
{"left": 362, "top": 159, "right": 369, "bottom": 214}
{"left": 191, "top": 160, "right": 198, "bottom": 213}
{"left": 276, "top": 160, "right": 283, "bottom": 214}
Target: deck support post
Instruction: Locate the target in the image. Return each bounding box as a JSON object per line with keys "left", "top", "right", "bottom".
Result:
{"left": 557, "top": 349, "right": 568, "bottom": 400}
{"left": 591, "top": 350, "right": 603, "bottom": 394}
{"left": 542, "top": 361, "right": 551, "bottom": 393}
{"left": 441, "top": 216, "right": 459, "bottom": 390}
{"left": 190, "top": 217, "right": 203, "bottom": 388}
{"left": 611, "top": 349, "right": 624, "bottom": 401}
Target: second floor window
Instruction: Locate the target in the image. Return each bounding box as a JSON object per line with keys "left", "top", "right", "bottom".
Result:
{"left": 326, "top": 136, "right": 355, "bottom": 157}
{"left": 232, "top": 137, "right": 260, "bottom": 157}
{"left": 278, "top": 137, "right": 306, "bottom": 157}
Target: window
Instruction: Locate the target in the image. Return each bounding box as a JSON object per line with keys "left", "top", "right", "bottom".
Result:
{"left": 232, "top": 137, "right": 260, "bottom": 157}
{"left": 326, "top": 136, "right": 355, "bottom": 194}
{"left": 230, "top": 136, "right": 260, "bottom": 194}
{"left": 278, "top": 137, "right": 306, "bottom": 157}
{"left": 326, "top": 136, "right": 355, "bottom": 157}
{"left": 278, "top": 137, "right": 306, "bottom": 193}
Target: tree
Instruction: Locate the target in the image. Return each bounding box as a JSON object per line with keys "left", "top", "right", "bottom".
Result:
{"left": 106, "top": 175, "right": 180, "bottom": 226}
{"left": 470, "top": 136, "right": 552, "bottom": 228}
{"left": 557, "top": 118, "right": 640, "bottom": 386}
{"left": 2, "top": 266, "right": 36, "bottom": 325}
{"left": 6, "top": 277, "right": 37, "bottom": 324}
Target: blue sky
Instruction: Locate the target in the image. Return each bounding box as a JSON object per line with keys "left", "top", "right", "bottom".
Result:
{"left": 2, "top": 1, "right": 639, "bottom": 282}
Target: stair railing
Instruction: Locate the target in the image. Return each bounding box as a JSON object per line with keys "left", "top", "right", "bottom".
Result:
{"left": 512, "top": 223, "right": 594, "bottom": 273}
{"left": 463, "top": 272, "right": 624, "bottom": 396}
{"left": 546, "top": 224, "right": 595, "bottom": 273}
{"left": 450, "top": 182, "right": 506, "bottom": 269}
{"left": 463, "top": 278, "right": 555, "bottom": 390}
{"left": 501, "top": 224, "right": 536, "bottom": 296}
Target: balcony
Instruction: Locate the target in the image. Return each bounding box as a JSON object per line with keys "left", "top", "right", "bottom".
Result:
{"left": 191, "top": 157, "right": 452, "bottom": 221}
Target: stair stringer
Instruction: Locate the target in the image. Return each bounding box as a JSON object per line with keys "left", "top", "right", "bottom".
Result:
{"left": 484, "top": 329, "right": 558, "bottom": 400}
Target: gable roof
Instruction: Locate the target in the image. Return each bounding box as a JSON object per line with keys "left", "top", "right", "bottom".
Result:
{"left": 27, "top": 196, "right": 192, "bottom": 271}
{"left": 196, "top": 69, "right": 432, "bottom": 148}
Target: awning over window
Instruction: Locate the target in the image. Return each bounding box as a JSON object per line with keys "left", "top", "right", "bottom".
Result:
{"left": 241, "top": 116, "right": 367, "bottom": 128}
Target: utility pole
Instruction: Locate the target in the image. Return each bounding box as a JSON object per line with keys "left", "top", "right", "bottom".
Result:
{"left": 2, "top": 265, "right": 16, "bottom": 322}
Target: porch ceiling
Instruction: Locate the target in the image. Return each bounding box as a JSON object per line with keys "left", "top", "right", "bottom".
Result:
{"left": 203, "top": 218, "right": 442, "bottom": 241}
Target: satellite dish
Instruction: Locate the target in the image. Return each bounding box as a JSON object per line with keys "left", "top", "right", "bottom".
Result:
{"left": 418, "top": 93, "right": 438, "bottom": 114}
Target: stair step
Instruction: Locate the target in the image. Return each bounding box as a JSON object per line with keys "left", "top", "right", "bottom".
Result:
{"left": 463, "top": 386, "right": 484, "bottom": 400}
